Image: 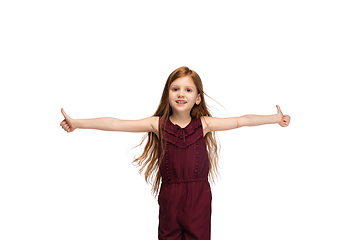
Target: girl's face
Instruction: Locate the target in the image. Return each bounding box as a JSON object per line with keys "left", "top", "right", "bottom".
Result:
{"left": 169, "top": 75, "right": 201, "bottom": 115}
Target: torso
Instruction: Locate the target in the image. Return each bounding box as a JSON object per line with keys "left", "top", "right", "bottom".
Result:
{"left": 158, "top": 116, "right": 210, "bottom": 183}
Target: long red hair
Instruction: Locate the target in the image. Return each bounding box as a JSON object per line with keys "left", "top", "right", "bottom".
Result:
{"left": 132, "top": 66, "right": 220, "bottom": 196}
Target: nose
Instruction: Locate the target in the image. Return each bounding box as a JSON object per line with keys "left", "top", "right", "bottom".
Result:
{"left": 177, "top": 89, "right": 185, "bottom": 98}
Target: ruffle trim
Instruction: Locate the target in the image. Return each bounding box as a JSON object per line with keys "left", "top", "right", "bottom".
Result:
{"left": 164, "top": 132, "right": 203, "bottom": 149}
{"left": 160, "top": 117, "right": 204, "bottom": 148}
{"left": 165, "top": 148, "right": 171, "bottom": 182}
{"left": 164, "top": 118, "right": 202, "bottom": 137}
{"left": 193, "top": 141, "right": 200, "bottom": 179}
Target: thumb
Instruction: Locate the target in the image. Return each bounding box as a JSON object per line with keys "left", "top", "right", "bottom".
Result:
{"left": 61, "top": 108, "right": 70, "bottom": 119}
{"left": 276, "top": 105, "right": 283, "bottom": 115}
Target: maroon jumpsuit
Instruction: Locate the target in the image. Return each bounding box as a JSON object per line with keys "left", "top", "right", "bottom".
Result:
{"left": 158, "top": 116, "right": 212, "bottom": 240}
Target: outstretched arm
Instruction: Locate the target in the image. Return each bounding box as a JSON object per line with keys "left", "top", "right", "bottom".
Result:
{"left": 202, "top": 105, "right": 290, "bottom": 134}
{"left": 60, "top": 108, "right": 159, "bottom": 135}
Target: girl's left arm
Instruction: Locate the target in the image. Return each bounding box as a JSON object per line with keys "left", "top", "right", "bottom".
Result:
{"left": 202, "top": 105, "right": 290, "bottom": 134}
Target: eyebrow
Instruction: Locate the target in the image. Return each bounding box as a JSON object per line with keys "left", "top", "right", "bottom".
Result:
{"left": 170, "top": 85, "right": 195, "bottom": 89}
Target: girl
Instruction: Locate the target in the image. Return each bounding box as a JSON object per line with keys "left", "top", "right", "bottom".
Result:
{"left": 60, "top": 66, "right": 290, "bottom": 240}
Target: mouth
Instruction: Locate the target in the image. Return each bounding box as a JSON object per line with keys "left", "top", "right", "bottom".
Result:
{"left": 176, "top": 100, "right": 187, "bottom": 105}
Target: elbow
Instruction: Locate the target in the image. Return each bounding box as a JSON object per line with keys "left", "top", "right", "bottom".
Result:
{"left": 108, "top": 117, "right": 118, "bottom": 131}
{"left": 237, "top": 116, "right": 249, "bottom": 128}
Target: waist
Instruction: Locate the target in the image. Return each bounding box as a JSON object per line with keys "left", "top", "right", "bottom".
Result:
{"left": 161, "top": 177, "right": 208, "bottom": 185}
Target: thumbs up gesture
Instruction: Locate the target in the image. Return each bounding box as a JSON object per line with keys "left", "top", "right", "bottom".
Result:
{"left": 276, "top": 105, "right": 291, "bottom": 127}
{"left": 60, "top": 108, "right": 76, "bottom": 132}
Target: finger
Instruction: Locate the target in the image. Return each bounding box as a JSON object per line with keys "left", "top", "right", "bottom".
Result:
{"left": 61, "top": 108, "right": 69, "bottom": 119}
{"left": 276, "top": 105, "right": 283, "bottom": 115}
{"left": 61, "top": 108, "right": 67, "bottom": 118}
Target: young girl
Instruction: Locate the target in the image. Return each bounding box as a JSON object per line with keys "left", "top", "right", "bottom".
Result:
{"left": 60, "top": 66, "right": 290, "bottom": 240}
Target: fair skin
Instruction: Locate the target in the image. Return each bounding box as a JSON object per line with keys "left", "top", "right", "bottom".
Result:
{"left": 168, "top": 76, "right": 201, "bottom": 128}
{"left": 60, "top": 76, "right": 290, "bottom": 135}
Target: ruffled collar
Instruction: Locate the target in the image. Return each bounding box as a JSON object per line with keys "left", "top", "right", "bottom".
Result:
{"left": 159, "top": 116, "right": 203, "bottom": 148}
{"left": 168, "top": 117, "right": 194, "bottom": 130}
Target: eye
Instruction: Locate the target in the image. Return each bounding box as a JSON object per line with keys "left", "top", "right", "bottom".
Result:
{"left": 186, "top": 88, "right": 192, "bottom": 92}
{"left": 172, "top": 88, "right": 178, "bottom": 91}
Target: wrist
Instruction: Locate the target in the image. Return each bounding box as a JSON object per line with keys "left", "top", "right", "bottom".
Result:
{"left": 73, "top": 119, "right": 81, "bottom": 129}
{"left": 275, "top": 113, "right": 282, "bottom": 124}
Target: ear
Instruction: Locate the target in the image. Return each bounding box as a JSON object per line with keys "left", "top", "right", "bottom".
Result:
{"left": 196, "top": 94, "right": 201, "bottom": 105}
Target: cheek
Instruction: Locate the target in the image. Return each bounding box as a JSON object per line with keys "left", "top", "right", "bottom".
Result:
{"left": 191, "top": 94, "right": 198, "bottom": 101}
{"left": 168, "top": 92, "right": 174, "bottom": 99}
{"left": 168, "top": 93, "right": 176, "bottom": 103}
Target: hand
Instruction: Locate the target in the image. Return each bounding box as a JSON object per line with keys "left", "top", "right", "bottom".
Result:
{"left": 276, "top": 105, "right": 290, "bottom": 127}
{"left": 60, "top": 108, "right": 76, "bottom": 132}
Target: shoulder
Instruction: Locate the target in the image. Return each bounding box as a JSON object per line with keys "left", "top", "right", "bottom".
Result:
{"left": 200, "top": 116, "right": 211, "bottom": 125}
{"left": 148, "top": 116, "right": 160, "bottom": 137}
{"left": 145, "top": 116, "right": 159, "bottom": 124}
{"left": 200, "top": 116, "right": 211, "bottom": 136}
{"left": 152, "top": 116, "right": 160, "bottom": 126}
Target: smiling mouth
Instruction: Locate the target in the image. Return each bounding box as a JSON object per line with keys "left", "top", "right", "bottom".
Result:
{"left": 176, "top": 100, "right": 187, "bottom": 105}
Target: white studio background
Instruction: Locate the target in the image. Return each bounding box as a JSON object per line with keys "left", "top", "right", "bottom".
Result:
{"left": 1, "top": 0, "right": 359, "bottom": 239}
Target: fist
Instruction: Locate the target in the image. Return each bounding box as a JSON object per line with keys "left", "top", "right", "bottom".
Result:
{"left": 60, "top": 108, "right": 76, "bottom": 132}
{"left": 276, "top": 105, "right": 290, "bottom": 127}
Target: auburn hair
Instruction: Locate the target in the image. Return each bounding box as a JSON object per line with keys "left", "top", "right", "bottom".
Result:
{"left": 132, "top": 66, "right": 220, "bottom": 196}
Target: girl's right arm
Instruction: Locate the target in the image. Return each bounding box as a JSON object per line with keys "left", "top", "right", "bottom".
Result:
{"left": 60, "top": 108, "right": 159, "bottom": 136}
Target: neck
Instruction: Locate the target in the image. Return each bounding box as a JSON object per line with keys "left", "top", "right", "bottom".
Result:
{"left": 170, "top": 111, "right": 192, "bottom": 124}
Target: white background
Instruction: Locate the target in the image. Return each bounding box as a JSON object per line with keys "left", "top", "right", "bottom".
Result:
{"left": 1, "top": 0, "right": 359, "bottom": 239}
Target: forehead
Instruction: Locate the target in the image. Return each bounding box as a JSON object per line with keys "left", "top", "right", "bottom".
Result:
{"left": 170, "top": 75, "right": 196, "bottom": 87}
